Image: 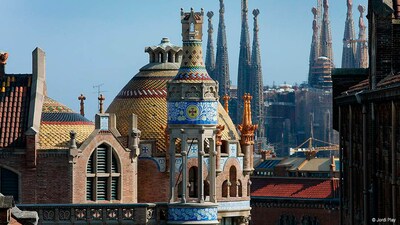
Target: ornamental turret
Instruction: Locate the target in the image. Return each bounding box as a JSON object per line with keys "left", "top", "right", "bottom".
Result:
{"left": 238, "top": 94, "right": 257, "bottom": 175}
{"left": 166, "top": 8, "right": 219, "bottom": 225}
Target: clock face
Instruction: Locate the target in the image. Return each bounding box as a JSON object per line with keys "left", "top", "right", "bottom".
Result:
{"left": 347, "top": 43, "right": 351, "bottom": 48}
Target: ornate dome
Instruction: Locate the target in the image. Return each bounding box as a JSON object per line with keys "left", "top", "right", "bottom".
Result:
{"left": 39, "top": 96, "right": 94, "bottom": 149}
{"left": 107, "top": 38, "right": 239, "bottom": 155}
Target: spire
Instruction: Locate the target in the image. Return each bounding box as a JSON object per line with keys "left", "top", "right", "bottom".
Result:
{"left": 237, "top": 0, "right": 252, "bottom": 123}
{"left": 341, "top": 0, "right": 357, "bottom": 68}
{"left": 251, "top": 9, "right": 264, "bottom": 138}
{"left": 309, "top": 7, "right": 320, "bottom": 85}
{"left": 317, "top": 0, "right": 323, "bottom": 37}
{"left": 320, "top": 0, "right": 334, "bottom": 64}
{"left": 356, "top": 5, "right": 369, "bottom": 68}
{"left": 205, "top": 11, "right": 215, "bottom": 77}
{"left": 215, "top": 0, "right": 230, "bottom": 97}
{"left": 238, "top": 94, "right": 258, "bottom": 145}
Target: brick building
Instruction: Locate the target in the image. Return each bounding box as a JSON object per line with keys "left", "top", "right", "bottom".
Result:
{"left": 0, "top": 49, "right": 140, "bottom": 205}
{"left": 332, "top": 1, "right": 400, "bottom": 224}
{"left": 250, "top": 157, "right": 340, "bottom": 225}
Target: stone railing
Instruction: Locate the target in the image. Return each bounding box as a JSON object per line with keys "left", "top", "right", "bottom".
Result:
{"left": 18, "top": 203, "right": 168, "bottom": 225}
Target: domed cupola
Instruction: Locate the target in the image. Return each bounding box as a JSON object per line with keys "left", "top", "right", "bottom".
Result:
{"left": 39, "top": 96, "right": 94, "bottom": 149}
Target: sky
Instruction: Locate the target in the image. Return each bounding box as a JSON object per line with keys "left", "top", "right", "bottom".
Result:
{"left": 2, "top": 0, "right": 368, "bottom": 120}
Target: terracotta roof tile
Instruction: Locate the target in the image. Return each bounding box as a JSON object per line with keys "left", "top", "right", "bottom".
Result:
{"left": 0, "top": 74, "right": 31, "bottom": 148}
{"left": 251, "top": 177, "right": 339, "bottom": 199}
{"left": 377, "top": 74, "right": 400, "bottom": 88}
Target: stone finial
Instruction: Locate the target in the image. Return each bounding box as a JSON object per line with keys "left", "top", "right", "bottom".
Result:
{"left": 78, "top": 94, "right": 86, "bottom": 117}
{"left": 223, "top": 94, "right": 230, "bottom": 113}
{"left": 323, "top": 0, "right": 329, "bottom": 10}
{"left": 219, "top": 0, "right": 225, "bottom": 14}
{"left": 98, "top": 94, "right": 105, "bottom": 114}
{"left": 0, "top": 52, "right": 8, "bottom": 65}
{"left": 207, "top": 11, "right": 214, "bottom": 20}
{"left": 69, "top": 130, "right": 77, "bottom": 149}
{"left": 238, "top": 93, "right": 258, "bottom": 145}
{"left": 347, "top": 0, "right": 353, "bottom": 7}
{"left": 216, "top": 124, "right": 225, "bottom": 146}
{"left": 253, "top": 9, "right": 260, "bottom": 18}
{"left": 358, "top": 5, "right": 366, "bottom": 27}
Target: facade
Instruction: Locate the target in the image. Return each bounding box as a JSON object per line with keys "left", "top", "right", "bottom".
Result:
{"left": 333, "top": 1, "right": 400, "bottom": 224}
{"left": 250, "top": 157, "right": 340, "bottom": 225}
{"left": 0, "top": 49, "right": 140, "bottom": 205}
{"left": 264, "top": 85, "right": 296, "bottom": 156}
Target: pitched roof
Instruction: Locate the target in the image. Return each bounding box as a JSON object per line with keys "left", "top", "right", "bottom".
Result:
{"left": 0, "top": 74, "right": 32, "bottom": 148}
{"left": 251, "top": 177, "right": 339, "bottom": 199}
{"left": 298, "top": 158, "right": 332, "bottom": 172}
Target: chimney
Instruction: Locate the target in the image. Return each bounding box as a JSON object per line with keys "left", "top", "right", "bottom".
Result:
{"left": 0, "top": 52, "right": 8, "bottom": 78}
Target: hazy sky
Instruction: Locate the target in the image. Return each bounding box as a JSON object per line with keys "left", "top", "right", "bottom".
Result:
{"left": 2, "top": 0, "right": 368, "bottom": 120}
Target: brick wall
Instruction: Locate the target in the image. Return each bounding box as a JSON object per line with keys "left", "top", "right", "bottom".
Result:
{"left": 0, "top": 151, "right": 71, "bottom": 204}
{"left": 73, "top": 132, "right": 137, "bottom": 203}
{"left": 251, "top": 204, "right": 339, "bottom": 225}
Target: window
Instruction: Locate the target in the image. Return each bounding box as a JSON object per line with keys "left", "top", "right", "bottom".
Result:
{"left": 86, "top": 144, "right": 120, "bottom": 201}
{"left": 0, "top": 167, "right": 19, "bottom": 202}
{"left": 229, "top": 166, "right": 237, "bottom": 197}
{"left": 189, "top": 166, "right": 198, "bottom": 198}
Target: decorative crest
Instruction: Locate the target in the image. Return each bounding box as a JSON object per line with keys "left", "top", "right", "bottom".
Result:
{"left": 0, "top": 52, "right": 8, "bottom": 65}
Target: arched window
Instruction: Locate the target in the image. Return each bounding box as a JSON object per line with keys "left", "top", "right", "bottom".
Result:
{"left": 229, "top": 166, "right": 237, "bottom": 197}
{"left": 237, "top": 180, "right": 243, "bottom": 197}
{"left": 86, "top": 144, "right": 120, "bottom": 201}
{"left": 167, "top": 51, "right": 173, "bottom": 63}
{"left": 222, "top": 180, "right": 228, "bottom": 198}
{"left": 0, "top": 167, "right": 19, "bottom": 202}
{"left": 189, "top": 166, "right": 198, "bottom": 198}
{"left": 203, "top": 180, "right": 210, "bottom": 200}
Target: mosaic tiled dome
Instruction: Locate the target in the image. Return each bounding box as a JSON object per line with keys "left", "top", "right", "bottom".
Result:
{"left": 39, "top": 96, "right": 94, "bottom": 149}
{"left": 107, "top": 39, "right": 239, "bottom": 155}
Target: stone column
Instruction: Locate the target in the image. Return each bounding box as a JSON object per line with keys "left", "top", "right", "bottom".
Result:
{"left": 198, "top": 135, "right": 205, "bottom": 203}
{"left": 209, "top": 137, "right": 217, "bottom": 203}
{"left": 181, "top": 135, "right": 188, "bottom": 203}
{"left": 169, "top": 137, "right": 176, "bottom": 203}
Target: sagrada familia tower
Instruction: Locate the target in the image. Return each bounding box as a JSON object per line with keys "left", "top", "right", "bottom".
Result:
{"left": 205, "top": 0, "right": 264, "bottom": 139}
{"left": 309, "top": 0, "right": 369, "bottom": 88}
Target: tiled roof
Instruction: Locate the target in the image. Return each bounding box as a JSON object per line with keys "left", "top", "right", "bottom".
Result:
{"left": 279, "top": 157, "right": 307, "bottom": 170}
{"left": 0, "top": 74, "right": 31, "bottom": 148}
{"left": 107, "top": 69, "right": 239, "bottom": 154}
{"left": 256, "top": 159, "right": 282, "bottom": 170}
{"left": 39, "top": 97, "right": 94, "bottom": 149}
{"left": 298, "top": 158, "right": 331, "bottom": 172}
{"left": 251, "top": 177, "right": 339, "bottom": 199}
{"left": 346, "top": 78, "right": 369, "bottom": 93}
{"left": 377, "top": 73, "right": 400, "bottom": 88}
